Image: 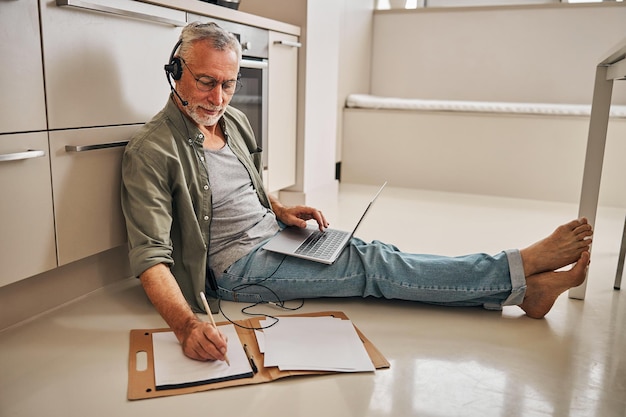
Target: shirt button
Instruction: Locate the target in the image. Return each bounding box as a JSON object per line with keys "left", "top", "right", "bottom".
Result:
{"left": 203, "top": 215, "right": 209, "bottom": 221}
{"left": 198, "top": 133, "right": 204, "bottom": 139}
{"left": 204, "top": 185, "right": 209, "bottom": 190}
{"left": 200, "top": 156, "right": 205, "bottom": 162}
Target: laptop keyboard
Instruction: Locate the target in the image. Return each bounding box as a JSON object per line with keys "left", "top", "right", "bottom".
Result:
{"left": 294, "top": 229, "right": 348, "bottom": 260}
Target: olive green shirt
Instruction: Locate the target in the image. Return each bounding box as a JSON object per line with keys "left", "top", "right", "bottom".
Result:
{"left": 121, "top": 97, "right": 270, "bottom": 312}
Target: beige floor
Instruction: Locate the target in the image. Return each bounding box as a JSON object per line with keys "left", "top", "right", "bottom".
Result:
{"left": 0, "top": 183, "right": 624, "bottom": 417}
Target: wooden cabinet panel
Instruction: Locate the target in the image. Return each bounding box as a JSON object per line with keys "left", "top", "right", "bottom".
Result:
{"left": 267, "top": 31, "right": 298, "bottom": 192}
{"left": 0, "top": 133, "right": 57, "bottom": 286}
{"left": 0, "top": 0, "right": 47, "bottom": 134}
{"left": 40, "top": 0, "right": 184, "bottom": 129}
{"left": 49, "top": 125, "right": 139, "bottom": 266}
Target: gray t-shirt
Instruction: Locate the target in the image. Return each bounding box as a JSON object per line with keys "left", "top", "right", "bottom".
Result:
{"left": 204, "top": 144, "right": 279, "bottom": 275}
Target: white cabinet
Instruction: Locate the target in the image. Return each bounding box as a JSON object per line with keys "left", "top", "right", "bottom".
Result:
{"left": 38, "top": 0, "right": 187, "bottom": 265}
{"left": 267, "top": 31, "right": 299, "bottom": 192}
{"left": 49, "top": 125, "right": 139, "bottom": 266}
{"left": 0, "top": 133, "right": 57, "bottom": 286}
{"left": 40, "top": 0, "right": 185, "bottom": 129}
{"left": 0, "top": 0, "right": 47, "bottom": 134}
{"left": 0, "top": 0, "right": 54, "bottom": 286}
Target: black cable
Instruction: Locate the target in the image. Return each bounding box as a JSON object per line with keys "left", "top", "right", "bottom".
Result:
{"left": 216, "top": 254, "right": 305, "bottom": 330}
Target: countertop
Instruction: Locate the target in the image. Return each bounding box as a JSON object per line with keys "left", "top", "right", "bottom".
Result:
{"left": 139, "top": 0, "right": 300, "bottom": 35}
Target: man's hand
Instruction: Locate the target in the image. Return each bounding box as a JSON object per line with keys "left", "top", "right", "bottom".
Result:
{"left": 180, "top": 319, "right": 229, "bottom": 362}
{"left": 270, "top": 196, "right": 329, "bottom": 231}
{"left": 140, "top": 264, "right": 229, "bottom": 362}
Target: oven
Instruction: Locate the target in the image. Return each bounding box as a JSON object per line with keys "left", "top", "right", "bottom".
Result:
{"left": 204, "top": 18, "right": 270, "bottom": 169}
{"left": 235, "top": 58, "right": 268, "bottom": 168}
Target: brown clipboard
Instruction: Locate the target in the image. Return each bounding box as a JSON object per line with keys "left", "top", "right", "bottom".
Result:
{"left": 127, "top": 311, "right": 390, "bottom": 400}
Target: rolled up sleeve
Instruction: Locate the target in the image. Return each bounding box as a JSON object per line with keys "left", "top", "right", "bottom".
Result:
{"left": 121, "top": 142, "right": 175, "bottom": 277}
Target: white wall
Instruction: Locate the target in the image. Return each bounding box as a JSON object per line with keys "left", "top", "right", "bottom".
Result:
{"left": 342, "top": 109, "right": 626, "bottom": 207}
{"left": 371, "top": 3, "right": 626, "bottom": 105}
{"left": 241, "top": 0, "right": 340, "bottom": 203}
{"left": 336, "top": 0, "right": 375, "bottom": 163}
{"left": 241, "top": 0, "right": 375, "bottom": 203}
{"left": 338, "top": 2, "right": 626, "bottom": 207}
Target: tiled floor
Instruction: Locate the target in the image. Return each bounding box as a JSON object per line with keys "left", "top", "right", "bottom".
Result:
{"left": 0, "top": 183, "right": 624, "bottom": 417}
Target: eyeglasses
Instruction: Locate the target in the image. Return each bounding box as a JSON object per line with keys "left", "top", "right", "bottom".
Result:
{"left": 181, "top": 59, "right": 242, "bottom": 95}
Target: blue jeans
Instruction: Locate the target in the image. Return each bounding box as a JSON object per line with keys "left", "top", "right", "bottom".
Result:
{"left": 212, "top": 238, "right": 527, "bottom": 310}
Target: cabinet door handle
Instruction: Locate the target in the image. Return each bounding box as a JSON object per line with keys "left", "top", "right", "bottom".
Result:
{"left": 65, "top": 141, "right": 128, "bottom": 153}
{"left": 0, "top": 150, "right": 46, "bottom": 163}
{"left": 274, "top": 40, "right": 302, "bottom": 48}
{"left": 56, "top": 0, "right": 186, "bottom": 27}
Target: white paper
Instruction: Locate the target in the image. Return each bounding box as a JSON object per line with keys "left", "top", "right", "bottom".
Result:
{"left": 260, "top": 317, "right": 375, "bottom": 373}
{"left": 254, "top": 329, "right": 265, "bottom": 353}
{"left": 152, "top": 324, "right": 253, "bottom": 388}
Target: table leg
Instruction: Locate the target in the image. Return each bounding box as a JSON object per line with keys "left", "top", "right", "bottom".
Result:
{"left": 569, "top": 65, "right": 614, "bottom": 300}
{"left": 614, "top": 215, "right": 626, "bottom": 291}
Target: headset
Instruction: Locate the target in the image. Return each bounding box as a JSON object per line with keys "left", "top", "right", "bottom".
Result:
{"left": 164, "top": 39, "right": 187, "bottom": 106}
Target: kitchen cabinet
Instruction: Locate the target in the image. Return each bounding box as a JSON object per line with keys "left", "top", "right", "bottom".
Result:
{"left": 267, "top": 31, "right": 299, "bottom": 192}
{"left": 1, "top": 0, "right": 300, "bottom": 293}
{"left": 0, "top": 0, "right": 55, "bottom": 286}
{"left": 0, "top": 133, "right": 57, "bottom": 286}
{"left": 38, "top": 0, "right": 186, "bottom": 265}
{"left": 1, "top": 0, "right": 184, "bottom": 285}
{"left": 40, "top": 0, "right": 185, "bottom": 129}
{"left": 49, "top": 126, "right": 139, "bottom": 266}
{"left": 0, "top": 0, "right": 47, "bottom": 134}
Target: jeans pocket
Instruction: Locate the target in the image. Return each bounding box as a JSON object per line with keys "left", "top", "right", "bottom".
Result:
{"left": 216, "top": 286, "right": 264, "bottom": 303}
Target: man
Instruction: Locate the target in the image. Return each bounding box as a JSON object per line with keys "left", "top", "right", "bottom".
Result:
{"left": 121, "top": 22, "right": 593, "bottom": 362}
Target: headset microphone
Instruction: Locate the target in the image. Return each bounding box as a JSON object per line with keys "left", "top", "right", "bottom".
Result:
{"left": 164, "top": 39, "right": 188, "bottom": 106}
{"left": 165, "top": 72, "right": 188, "bottom": 106}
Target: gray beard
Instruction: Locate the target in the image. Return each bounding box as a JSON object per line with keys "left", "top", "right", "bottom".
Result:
{"left": 188, "top": 105, "right": 225, "bottom": 128}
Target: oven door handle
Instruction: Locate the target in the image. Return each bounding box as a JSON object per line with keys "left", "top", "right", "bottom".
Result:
{"left": 240, "top": 59, "right": 268, "bottom": 70}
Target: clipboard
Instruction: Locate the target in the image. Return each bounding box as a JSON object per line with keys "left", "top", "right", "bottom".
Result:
{"left": 128, "top": 311, "right": 390, "bottom": 400}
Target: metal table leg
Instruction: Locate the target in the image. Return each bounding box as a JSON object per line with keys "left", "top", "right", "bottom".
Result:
{"left": 615, "top": 215, "right": 626, "bottom": 290}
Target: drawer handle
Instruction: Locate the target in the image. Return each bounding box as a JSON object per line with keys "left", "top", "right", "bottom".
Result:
{"left": 0, "top": 150, "right": 46, "bottom": 163}
{"left": 274, "top": 40, "right": 302, "bottom": 48}
{"left": 56, "top": 0, "right": 186, "bottom": 27}
{"left": 65, "top": 141, "right": 128, "bottom": 153}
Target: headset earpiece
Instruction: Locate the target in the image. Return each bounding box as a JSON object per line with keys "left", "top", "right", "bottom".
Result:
{"left": 164, "top": 39, "right": 183, "bottom": 80}
{"left": 164, "top": 39, "right": 188, "bottom": 106}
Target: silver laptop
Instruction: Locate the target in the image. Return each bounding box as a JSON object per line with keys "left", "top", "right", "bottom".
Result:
{"left": 262, "top": 182, "right": 387, "bottom": 264}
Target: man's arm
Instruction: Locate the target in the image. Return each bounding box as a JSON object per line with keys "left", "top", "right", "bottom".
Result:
{"left": 269, "top": 194, "right": 329, "bottom": 231}
{"left": 140, "top": 263, "right": 228, "bottom": 362}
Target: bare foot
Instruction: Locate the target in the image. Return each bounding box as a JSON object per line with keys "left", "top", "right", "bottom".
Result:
{"left": 519, "top": 251, "right": 590, "bottom": 319}
{"left": 520, "top": 218, "right": 593, "bottom": 276}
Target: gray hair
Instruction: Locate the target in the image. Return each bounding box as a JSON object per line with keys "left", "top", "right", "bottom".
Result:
{"left": 176, "top": 21, "right": 242, "bottom": 62}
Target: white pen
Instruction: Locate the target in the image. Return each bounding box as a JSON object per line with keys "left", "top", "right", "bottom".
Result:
{"left": 200, "top": 292, "right": 230, "bottom": 366}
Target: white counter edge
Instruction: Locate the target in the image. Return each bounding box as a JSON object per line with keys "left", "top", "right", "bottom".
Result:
{"left": 138, "top": 0, "right": 301, "bottom": 35}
